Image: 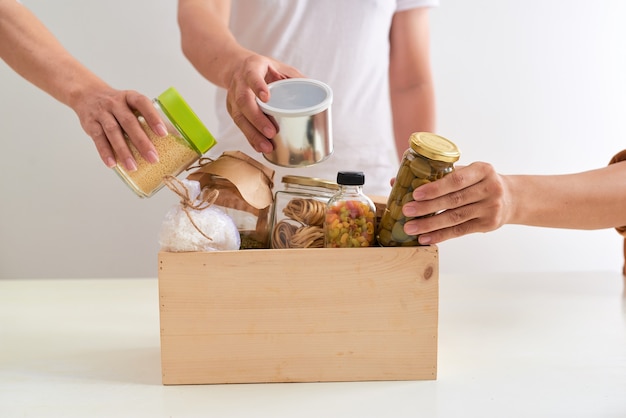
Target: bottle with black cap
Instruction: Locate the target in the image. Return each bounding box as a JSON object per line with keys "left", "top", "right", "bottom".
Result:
{"left": 324, "top": 171, "right": 376, "bottom": 248}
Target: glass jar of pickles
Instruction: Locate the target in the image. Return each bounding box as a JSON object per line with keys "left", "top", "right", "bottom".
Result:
{"left": 324, "top": 171, "right": 376, "bottom": 248}
{"left": 271, "top": 175, "right": 339, "bottom": 249}
{"left": 377, "top": 132, "right": 460, "bottom": 247}
{"left": 113, "top": 87, "right": 217, "bottom": 198}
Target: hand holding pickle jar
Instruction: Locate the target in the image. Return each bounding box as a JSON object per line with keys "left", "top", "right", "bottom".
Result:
{"left": 377, "top": 132, "right": 460, "bottom": 247}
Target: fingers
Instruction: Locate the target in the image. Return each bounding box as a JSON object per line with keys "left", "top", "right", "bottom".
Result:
{"left": 400, "top": 162, "right": 508, "bottom": 243}
{"left": 100, "top": 112, "right": 139, "bottom": 171}
{"left": 76, "top": 89, "right": 165, "bottom": 171}
{"left": 227, "top": 87, "right": 275, "bottom": 153}
{"left": 119, "top": 91, "right": 162, "bottom": 164}
{"left": 403, "top": 198, "right": 504, "bottom": 244}
{"left": 417, "top": 219, "right": 489, "bottom": 245}
{"left": 226, "top": 78, "right": 277, "bottom": 153}
{"left": 126, "top": 92, "right": 166, "bottom": 137}
{"left": 82, "top": 110, "right": 139, "bottom": 171}
{"left": 409, "top": 162, "right": 494, "bottom": 204}
{"left": 226, "top": 55, "right": 306, "bottom": 154}
{"left": 85, "top": 121, "right": 116, "bottom": 169}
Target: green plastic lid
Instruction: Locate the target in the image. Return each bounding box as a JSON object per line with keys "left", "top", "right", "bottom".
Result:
{"left": 157, "top": 87, "right": 217, "bottom": 153}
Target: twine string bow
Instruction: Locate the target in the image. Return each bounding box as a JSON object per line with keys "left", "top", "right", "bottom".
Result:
{"left": 163, "top": 175, "right": 220, "bottom": 242}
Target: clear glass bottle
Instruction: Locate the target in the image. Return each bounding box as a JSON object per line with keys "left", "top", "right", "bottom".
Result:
{"left": 271, "top": 175, "right": 339, "bottom": 249}
{"left": 113, "top": 87, "right": 216, "bottom": 198}
{"left": 377, "top": 132, "right": 460, "bottom": 247}
{"left": 324, "top": 171, "right": 376, "bottom": 248}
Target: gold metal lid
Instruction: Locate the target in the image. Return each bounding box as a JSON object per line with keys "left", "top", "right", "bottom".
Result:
{"left": 409, "top": 132, "right": 461, "bottom": 163}
{"left": 281, "top": 175, "right": 339, "bottom": 190}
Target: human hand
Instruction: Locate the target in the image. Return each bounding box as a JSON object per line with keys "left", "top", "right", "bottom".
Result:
{"left": 71, "top": 86, "right": 167, "bottom": 171}
{"left": 400, "top": 162, "right": 511, "bottom": 244}
{"left": 224, "top": 54, "right": 303, "bottom": 154}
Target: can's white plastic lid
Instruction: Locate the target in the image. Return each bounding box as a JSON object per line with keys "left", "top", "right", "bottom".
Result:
{"left": 257, "top": 78, "right": 333, "bottom": 117}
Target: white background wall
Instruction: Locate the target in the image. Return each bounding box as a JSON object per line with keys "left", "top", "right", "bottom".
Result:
{"left": 1, "top": 0, "right": 625, "bottom": 279}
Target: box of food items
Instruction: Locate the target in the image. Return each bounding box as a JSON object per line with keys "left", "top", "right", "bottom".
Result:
{"left": 157, "top": 151, "right": 439, "bottom": 385}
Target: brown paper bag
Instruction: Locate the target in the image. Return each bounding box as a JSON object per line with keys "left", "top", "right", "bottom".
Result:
{"left": 187, "top": 151, "right": 275, "bottom": 249}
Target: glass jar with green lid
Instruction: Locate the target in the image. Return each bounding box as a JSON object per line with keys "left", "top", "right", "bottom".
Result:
{"left": 271, "top": 175, "right": 339, "bottom": 249}
{"left": 377, "top": 132, "right": 460, "bottom": 247}
{"left": 113, "top": 87, "right": 217, "bottom": 198}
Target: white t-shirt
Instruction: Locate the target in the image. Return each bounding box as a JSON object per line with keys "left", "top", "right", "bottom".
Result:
{"left": 211, "top": 0, "right": 439, "bottom": 195}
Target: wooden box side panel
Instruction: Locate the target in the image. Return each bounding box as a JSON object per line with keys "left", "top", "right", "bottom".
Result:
{"left": 158, "top": 246, "right": 438, "bottom": 384}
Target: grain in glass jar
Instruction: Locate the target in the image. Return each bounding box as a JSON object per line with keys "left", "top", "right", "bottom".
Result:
{"left": 271, "top": 175, "right": 339, "bottom": 249}
{"left": 113, "top": 87, "right": 216, "bottom": 198}
{"left": 377, "top": 132, "right": 460, "bottom": 246}
{"left": 324, "top": 171, "right": 376, "bottom": 248}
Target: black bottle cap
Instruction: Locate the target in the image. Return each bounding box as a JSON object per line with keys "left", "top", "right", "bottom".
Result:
{"left": 336, "top": 171, "right": 365, "bottom": 186}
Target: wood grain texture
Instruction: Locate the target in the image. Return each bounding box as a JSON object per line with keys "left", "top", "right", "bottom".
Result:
{"left": 158, "top": 246, "right": 438, "bottom": 384}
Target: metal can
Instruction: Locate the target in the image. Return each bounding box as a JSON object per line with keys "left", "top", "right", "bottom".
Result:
{"left": 377, "top": 132, "right": 460, "bottom": 246}
{"left": 113, "top": 87, "right": 216, "bottom": 198}
{"left": 256, "top": 78, "right": 333, "bottom": 168}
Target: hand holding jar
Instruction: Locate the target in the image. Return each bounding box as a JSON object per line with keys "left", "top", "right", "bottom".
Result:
{"left": 377, "top": 132, "right": 460, "bottom": 247}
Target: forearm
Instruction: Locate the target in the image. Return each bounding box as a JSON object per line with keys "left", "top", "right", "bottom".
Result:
{"left": 0, "top": 1, "right": 108, "bottom": 108}
{"left": 390, "top": 84, "right": 436, "bottom": 159}
{"left": 505, "top": 162, "right": 626, "bottom": 230}
{"left": 178, "top": 0, "right": 250, "bottom": 88}
{"left": 388, "top": 7, "right": 436, "bottom": 160}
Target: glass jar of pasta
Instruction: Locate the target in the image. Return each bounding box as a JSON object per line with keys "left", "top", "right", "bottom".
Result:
{"left": 324, "top": 171, "right": 376, "bottom": 248}
{"left": 377, "top": 132, "right": 460, "bottom": 247}
{"left": 271, "top": 175, "right": 339, "bottom": 249}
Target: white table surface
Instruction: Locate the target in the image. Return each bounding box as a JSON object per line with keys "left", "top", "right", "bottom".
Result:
{"left": 1, "top": 271, "right": 625, "bottom": 418}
